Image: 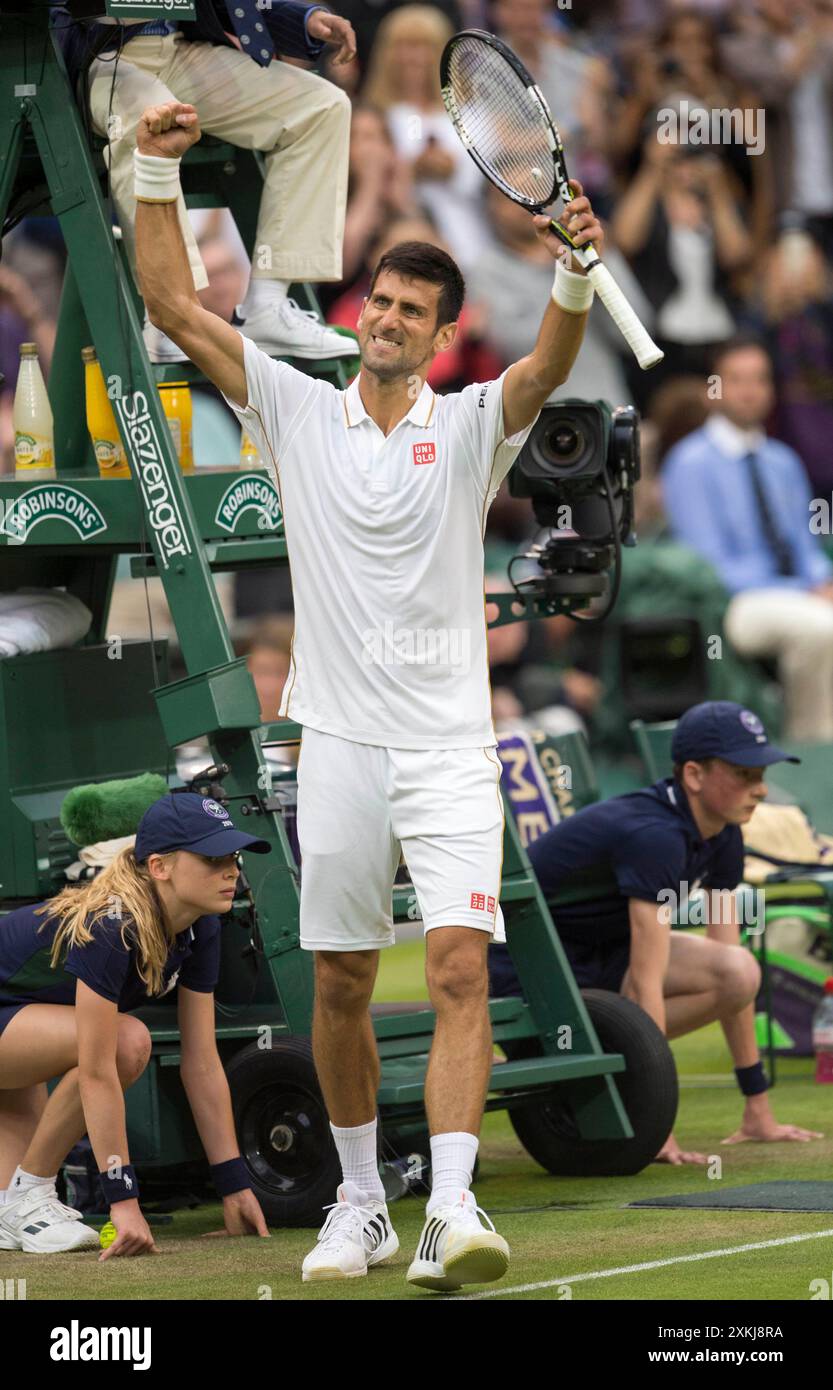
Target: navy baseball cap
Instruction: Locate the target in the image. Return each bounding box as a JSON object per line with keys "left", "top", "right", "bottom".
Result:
{"left": 671, "top": 702, "right": 800, "bottom": 768}
{"left": 134, "top": 793, "right": 272, "bottom": 862}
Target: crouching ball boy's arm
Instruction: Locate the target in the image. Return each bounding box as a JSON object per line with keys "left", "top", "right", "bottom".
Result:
{"left": 134, "top": 102, "right": 248, "bottom": 408}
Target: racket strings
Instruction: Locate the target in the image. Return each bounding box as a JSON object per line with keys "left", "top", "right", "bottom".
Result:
{"left": 444, "top": 41, "right": 555, "bottom": 206}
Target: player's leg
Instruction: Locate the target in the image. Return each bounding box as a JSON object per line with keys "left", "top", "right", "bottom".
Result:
{"left": 296, "top": 730, "right": 400, "bottom": 1281}
{"left": 655, "top": 931, "right": 761, "bottom": 1040}
{"left": 313, "top": 950, "right": 381, "bottom": 1129}
{"left": 423, "top": 926, "right": 492, "bottom": 1137}
{"left": 0, "top": 1005, "right": 151, "bottom": 1252}
{"left": 164, "top": 41, "right": 354, "bottom": 358}
{"left": 397, "top": 747, "right": 510, "bottom": 1291}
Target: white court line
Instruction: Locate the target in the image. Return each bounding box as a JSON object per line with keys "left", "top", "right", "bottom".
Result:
{"left": 448, "top": 1226, "right": 833, "bottom": 1299}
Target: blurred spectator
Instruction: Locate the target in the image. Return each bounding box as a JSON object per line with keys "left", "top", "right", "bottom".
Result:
{"left": 490, "top": 0, "right": 616, "bottom": 209}
{"left": 361, "top": 4, "right": 489, "bottom": 270}
{"left": 0, "top": 264, "right": 57, "bottom": 474}
{"left": 722, "top": 0, "right": 833, "bottom": 257}
{"left": 611, "top": 135, "right": 752, "bottom": 397}
{"left": 326, "top": 103, "right": 417, "bottom": 310}
{"left": 758, "top": 227, "right": 833, "bottom": 496}
{"left": 235, "top": 615, "right": 295, "bottom": 724}
{"left": 647, "top": 374, "right": 710, "bottom": 460}
{"left": 467, "top": 183, "right": 649, "bottom": 406}
{"left": 2, "top": 221, "right": 66, "bottom": 324}
{"left": 486, "top": 575, "right": 600, "bottom": 737}
{"left": 328, "top": 213, "right": 503, "bottom": 393}
{"left": 336, "top": 0, "right": 463, "bottom": 72}
{"left": 662, "top": 336, "right": 833, "bottom": 741}
{"left": 614, "top": 8, "right": 759, "bottom": 167}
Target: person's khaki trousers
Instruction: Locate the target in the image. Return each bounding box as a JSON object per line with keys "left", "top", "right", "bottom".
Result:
{"left": 724, "top": 587, "right": 833, "bottom": 741}
{"left": 88, "top": 32, "right": 350, "bottom": 290}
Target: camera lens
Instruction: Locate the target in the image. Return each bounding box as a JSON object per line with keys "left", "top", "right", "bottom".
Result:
{"left": 545, "top": 423, "right": 583, "bottom": 465}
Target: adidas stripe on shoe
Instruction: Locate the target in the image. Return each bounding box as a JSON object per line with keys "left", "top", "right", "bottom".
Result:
{"left": 302, "top": 1181, "right": 399, "bottom": 1283}
{"left": 407, "top": 1190, "right": 509, "bottom": 1291}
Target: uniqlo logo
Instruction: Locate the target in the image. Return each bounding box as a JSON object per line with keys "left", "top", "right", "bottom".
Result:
{"left": 487, "top": 896, "right": 496, "bottom": 913}
{"left": 470, "top": 892, "right": 486, "bottom": 911}
{"left": 413, "top": 441, "right": 436, "bottom": 466}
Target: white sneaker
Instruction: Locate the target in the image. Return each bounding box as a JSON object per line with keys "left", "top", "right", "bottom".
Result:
{"left": 407, "top": 1190, "right": 509, "bottom": 1291}
{"left": 143, "top": 318, "right": 188, "bottom": 364}
{"left": 301, "top": 1181, "right": 399, "bottom": 1283}
{"left": 236, "top": 299, "right": 359, "bottom": 361}
{"left": 0, "top": 1182, "right": 100, "bottom": 1253}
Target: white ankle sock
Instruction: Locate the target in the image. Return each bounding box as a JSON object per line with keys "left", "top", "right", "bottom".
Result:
{"left": 426, "top": 1132, "right": 479, "bottom": 1214}
{"left": 330, "top": 1119, "right": 385, "bottom": 1202}
{"left": 10, "top": 1165, "right": 56, "bottom": 1195}
{"left": 238, "top": 277, "right": 290, "bottom": 319}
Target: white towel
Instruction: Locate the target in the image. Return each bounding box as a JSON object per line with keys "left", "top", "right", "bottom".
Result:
{"left": 65, "top": 835, "right": 137, "bottom": 881}
{"left": 0, "top": 587, "right": 93, "bottom": 658}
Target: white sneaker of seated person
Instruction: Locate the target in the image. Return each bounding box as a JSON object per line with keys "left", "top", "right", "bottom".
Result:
{"left": 233, "top": 297, "right": 358, "bottom": 361}
{"left": 0, "top": 1181, "right": 100, "bottom": 1253}
{"left": 143, "top": 315, "right": 188, "bottom": 365}
{"left": 407, "top": 1190, "right": 509, "bottom": 1291}
{"left": 301, "top": 1180, "right": 399, "bottom": 1282}
{"left": 143, "top": 301, "right": 356, "bottom": 364}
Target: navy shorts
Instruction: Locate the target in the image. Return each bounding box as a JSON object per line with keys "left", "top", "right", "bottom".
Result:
{"left": 489, "top": 937, "right": 630, "bottom": 998}
{"left": 560, "top": 937, "right": 630, "bottom": 992}
{"left": 0, "top": 998, "right": 31, "bottom": 1038}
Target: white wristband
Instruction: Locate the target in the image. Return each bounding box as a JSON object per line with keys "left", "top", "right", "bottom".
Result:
{"left": 133, "top": 150, "right": 182, "bottom": 203}
{"left": 552, "top": 258, "right": 595, "bottom": 314}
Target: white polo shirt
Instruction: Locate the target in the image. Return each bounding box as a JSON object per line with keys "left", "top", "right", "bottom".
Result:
{"left": 223, "top": 335, "right": 538, "bottom": 749}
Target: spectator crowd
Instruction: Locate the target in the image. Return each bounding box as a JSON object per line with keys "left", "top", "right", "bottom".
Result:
{"left": 4, "top": 0, "right": 833, "bottom": 748}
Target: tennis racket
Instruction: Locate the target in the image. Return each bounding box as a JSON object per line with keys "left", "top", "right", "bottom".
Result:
{"left": 440, "top": 30, "right": 663, "bottom": 370}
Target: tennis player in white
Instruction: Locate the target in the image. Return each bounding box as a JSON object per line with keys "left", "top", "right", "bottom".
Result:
{"left": 134, "top": 100, "right": 603, "bottom": 1292}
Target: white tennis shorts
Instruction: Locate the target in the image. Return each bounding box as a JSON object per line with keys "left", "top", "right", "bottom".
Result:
{"left": 296, "top": 727, "right": 506, "bottom": 951}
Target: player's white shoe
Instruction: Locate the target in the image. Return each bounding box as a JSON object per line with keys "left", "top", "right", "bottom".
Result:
{"left": 301, "top": 1181, "right": 399, "bottom": 1283}
{"left": 0, "top": 1182, "right": 100, "bottom": 1253}
{"left": 235, "top": 299, "right": 359, "bottom": 361}
{"left": 407, "top": 1190, "right": 509, "bottom": 1291}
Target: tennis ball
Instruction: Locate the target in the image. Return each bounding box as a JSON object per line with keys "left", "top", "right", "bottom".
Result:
{"left": 99, "top": 1221, "right": 117, "bottom": 1250}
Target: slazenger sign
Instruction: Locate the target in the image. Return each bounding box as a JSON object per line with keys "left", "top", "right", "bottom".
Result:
{"left": 214, "top": 474, "right": 283, "bottom": 535}
{"left": 0, "top": 485, "right": 107, "bottom": 543}
{"left": 115, "top": 391, "right": 193, "bottom": 570}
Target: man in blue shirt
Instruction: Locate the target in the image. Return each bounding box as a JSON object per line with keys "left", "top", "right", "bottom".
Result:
{"left": 662, "top": 336, "right": 833, "bottom": 741}
{"left": 54, "top": 2, "right": 358, "bottom": 363}
{"left": 490, "top": 702, "right": 823, "bottom": 1164}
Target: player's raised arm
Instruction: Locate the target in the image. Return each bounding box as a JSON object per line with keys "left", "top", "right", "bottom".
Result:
{"left": 501, "top": 182, "right": 602, "bottom": 438}
{"left": 134, "top": 102, "right": 248, "bottom": 407}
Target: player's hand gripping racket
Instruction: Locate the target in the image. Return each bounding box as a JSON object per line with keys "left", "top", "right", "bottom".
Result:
{"left": 440, "top": 30, "right": 663, "bottom": 370}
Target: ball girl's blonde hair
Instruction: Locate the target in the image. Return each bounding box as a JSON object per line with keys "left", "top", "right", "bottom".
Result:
{"left": 35, "top": 845, "right": 179, "bottom": 997}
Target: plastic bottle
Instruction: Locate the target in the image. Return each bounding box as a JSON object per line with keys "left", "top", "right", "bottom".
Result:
{"left": 240, "top": 429, "right": 268, "bottom": 471}
{"left": 812, "top": 978, "right": 833, "bottom": 1083}
{"left": 82, "top": 346, "right": 131, "bottom": 478}
{"left": 158, "top": 381, "right": 194, "bottom": 474}
{"left": 13, "top": 343, "right": 56, "bottom": 480}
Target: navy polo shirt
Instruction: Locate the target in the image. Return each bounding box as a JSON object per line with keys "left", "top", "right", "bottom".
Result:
{"left": 0, "top": 900, "right": 221, "bottom": 1024}
{"left": 525, "top": 777, "right": 745, "bottom": 944}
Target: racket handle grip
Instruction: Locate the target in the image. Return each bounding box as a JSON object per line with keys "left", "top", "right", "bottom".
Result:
{"left": 580, "top": 256, "right": 664, "bottom": 371}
